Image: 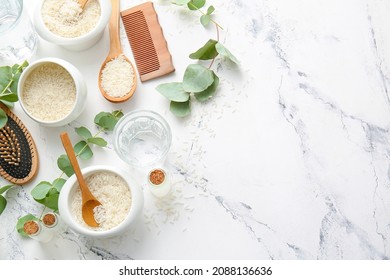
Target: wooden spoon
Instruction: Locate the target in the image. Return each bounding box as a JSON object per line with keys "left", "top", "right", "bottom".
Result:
{"left": 98, "top": 0, "right": 137, "bottom": 103}
{"left": 60, "top": 132, "right": 101, "bottom": 228}
{"left": 77, "top": 0, "right": 89, "bottom": 9}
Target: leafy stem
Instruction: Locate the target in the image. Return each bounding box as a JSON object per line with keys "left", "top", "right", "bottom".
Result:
{"left": 188, "top": 2, "right": 223, "bottom": 29}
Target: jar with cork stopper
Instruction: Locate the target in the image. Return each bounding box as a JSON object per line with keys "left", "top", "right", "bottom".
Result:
{"left": 148, "top": 168, "right": 171, "bottom": 197}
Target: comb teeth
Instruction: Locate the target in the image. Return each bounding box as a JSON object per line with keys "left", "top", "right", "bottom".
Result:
{"left": 121, "top": 2, "right": 175, "bottom": 82}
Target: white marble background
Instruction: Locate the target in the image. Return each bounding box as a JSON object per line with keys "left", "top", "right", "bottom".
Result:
{"left": 1, "top": 0, "right": 390, "bottom": 259}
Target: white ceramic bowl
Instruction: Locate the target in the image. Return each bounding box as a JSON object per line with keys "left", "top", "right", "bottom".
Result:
{"left": 18, "top": 57, "right": 87, "bottom": 127}
{"left": 33, "top": 0, "right": 111, "bottom": 51}
{"left": 58, "top": 165, "right": 144, "bottom": 238}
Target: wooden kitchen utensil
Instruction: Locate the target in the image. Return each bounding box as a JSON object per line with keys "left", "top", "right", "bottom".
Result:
{"left": 60, "top": 132, "right": 101, "bottom": 227}
{"left": 121, "top": 2, "right": 175, "bottom": 82}
{"left": 77, "top": 0, "right": 89, "bottom": 9}
{"left": 98, "top": 0, "right": 137, "bottom": 103}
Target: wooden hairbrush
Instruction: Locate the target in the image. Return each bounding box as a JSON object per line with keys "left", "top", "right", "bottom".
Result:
{"left": 0, "top": 104, "right": 39, "bottom": 185}
{"left": 121, "top": 2, "right": 175, "bottom": 82}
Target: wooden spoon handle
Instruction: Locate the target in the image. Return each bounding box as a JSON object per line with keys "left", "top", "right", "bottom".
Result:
{"left": 60, "top": 132, "right": 90, "bottom": 198}
{"left": 109, "top": 0, "right": 122, "bottom": 55}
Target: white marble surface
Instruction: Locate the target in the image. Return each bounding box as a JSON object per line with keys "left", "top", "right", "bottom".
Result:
{"left": 1, "top": 0, "right": 390, "bottom": 259}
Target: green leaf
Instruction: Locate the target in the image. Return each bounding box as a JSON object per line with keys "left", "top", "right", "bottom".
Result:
{"left": 0, "top": 108, "right": 7, "bottom": 129}
{"left": 57, "top": 154, "right": 74, "bottom": 177}
{"left": 88, "top": 137, "right": 107, "bottom": 147}
{"left": 200, "top": 15, "right": 211, "bottom": 27}
{"left": 45, "top": 193, "right": 59, "bottom": 211}
{"left": 0, "top": 93, "right": 18, "bottom": 102}
{"left": 170, "top": 100, "right": 191, "bottom": 117}
{"left": 100, "top": 116, "right": 117, "bottom": 131}
{"left": 172, "top": 0, "right": 190, "bottom": 5}
{"left": 10, "top": 72, "right": 21, "bottom": 93}
{"left": 0, "top": 66, "right": 12, "bottom": 88}
{"left": 187, "top": 0, "right": 205, "bottom": 10}
{"left": 94, "top": 112, "right": 111, "bottom": 125}
{"left": 74, "top": 141, "right": 93, "bottom": 160}
{"left": 112, "top": 110, "right": 124, "bottom": 120}
{"left": 52, "top": 178, "right": 66, "bottom": 192}
{"left": 16, "top": 214, "right": 38, "bottom": 237}
{"left": 189, "top": 39, "right": 218, "bottom": 60}
{"left": 195, "top": 72, "right": 219, "bottom": 102}
{"left": 156, "top": 82, "right": 190, "bottom": 102}
{"left": 183, "top": 64, "right": 214, "bottom": 93}
{"left": 31, "top": 181, "right": 53, "bottom": 200}
{"left": 215, "top": 42, "right": 239, "bottom": 64}
{"left": 207, "top": 5, "right": 215, "bottom": 14}
{"left": 0, "top": 195, "right": 7, "bottom": 215}
{"left": 75, "top": 126, "right": 92, "bottom": 139}
{"left": 0, "top": 184, "right": 14, "bottom": 195}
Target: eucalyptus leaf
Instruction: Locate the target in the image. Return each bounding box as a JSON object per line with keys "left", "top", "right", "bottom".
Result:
{"left": 75, "top": 126, "right": 92, "bottom": 139}
{"left": 207, "top": 5, "right": 215, "bottom": 14}
{"left": 189, "top": 39, "right": 218, "bottom": 60}
{"left": 195, "top": 72, "right": 219, "bottom": 102}
{"left": 0, "top": 195, "right": 7, "bottom": 215}
{"left": 10, "top": 72, "right": 21, "bottom": 93}
{"left": 98, "top": 115, "right": 117, "bottom": 131}
{"left": 156, "top": 82, "right": 190, "bottom": 102}
{"left": 172, "top": 0, "right": 190, "bottom": 5}
{"left": 74, "top": 141, "right": 93, "bottom": 160}
{"left": 187, "top": 0, "right": 205, "bottom": 10}
{"left": 16, "top": 214, "right": 38, "bottom": 237}
{"left": 0, "top": 93, "right": 18, "bottom": 102}
{"left": 31, "top": 181, "right": 53, "bottom": 200}
{"left": 170, "top": 100, "right": 191, "bottom": 117}
{"left": 52, "top": 178, "right": 66, "bottom": 192}
{"left": 0, "top": 184, "right": 14, "bottom": 195}
{"left": 57, "top": 154, "right": 74, "bottom": 177}
{"left": 94, "top": 112, "right": 111, "bottom": 125}
{"left": 0, "top": 109, "right": 7, "bottom": 128}
{"left": 200, "top": 15, "right": 211, "bottom": 27}
{"left": 215, "top": 42, "right": 239, "bottom": 64}
{"left": 0, "top": 66, "right": 11, "bottom": 87}
{"left": 183, "top": 64, "right": 214, "bottom": 93}
{"left": 87, "top": 137, "right": 107, "bottom": 147}
{"left": 112, "top": 110, "right": 124, "bottom": 120}
{"left": 44, "top": 193, "right": 59, "bottom": 211}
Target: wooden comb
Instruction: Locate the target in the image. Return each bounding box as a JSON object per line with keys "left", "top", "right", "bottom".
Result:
{"left": 121, "top": 2, "right": 175, "bottom": 82}
{"left": 0, "top": 104, "right": 39, "bottom": 185}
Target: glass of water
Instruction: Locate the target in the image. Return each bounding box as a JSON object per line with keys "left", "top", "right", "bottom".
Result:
{"left": 0, "top": 0, "right": 38, "bottom": 65}
{"left": 114, "top": 110, "right": 172, "bottom": 168}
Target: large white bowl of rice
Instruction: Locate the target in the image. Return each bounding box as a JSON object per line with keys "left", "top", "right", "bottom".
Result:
{"left": 58, "top": 165, "right": 144, "bottom": 238}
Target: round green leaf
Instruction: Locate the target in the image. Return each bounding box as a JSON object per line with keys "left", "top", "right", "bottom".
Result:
{"left": 156, "top": 82, "right": 190, "bottom": 102}
{"left": 45, "top": 193, "right": 59, "bottom": 211}
{"left": 0, "top": 184, "right": 14, "bottom": 195}
{"left": 88, "top": 137, "right": 108, "bottom": 147}
{"left": 189, "top": 39, "right": 218, "bottom": 60}
{"left": 10, "top": 72, "right": 21, "bottom": 93}
{"left": 195, "top": 73, "right": 219, "bottom": 102}
{"left": 16, "top": 214, "right": 38, "bottom": 237}
{"left": 0, "top": 66, "right": 12, "bottom": 88}
{"left": 94, "top": 112, "right": 111, "bottom": 125}
{"left": 215, "top": 42, "right": 239, "bottom": 64}
{"left": 0, "top": 195, "right": 7, "bottom": 215}
{"left": 183, "top": 64, "right": 214, "bottom": 93}
{"left": 52, "top": 178, "right": 66, "bottom": 192}
{"left": 74, "top": 141, "right": 93, "bottom": 160}
{"left": 187, "top": 0, "right": 205, "bottom": 10}
{"left": 75, "top": 126, "right": 92, "bottom": 139}
{"left": 112, "top": 110, "right": 124, "bottom": 120}
{"left": 31, "top": 181, "right": 53, "bottom": 200}
{"left": 57, "top": 154, "right": 74, "bottom": 177}
{"left": 0, "top": 109, "right": 8, "bottom": 129}
{"left": 170, "top": 100, "right": 191, "bottom": 117}
{"left": 207, "top": 5, "right": 215, "bottom": 15}
{"left": 172, "top": 0, "right": 190, "bottom": 5}
{"left": 200, "top": 15, "right": 211, "bottom": 27}
{"left": 0, "top": 93, "right": 18, "bottom": 102}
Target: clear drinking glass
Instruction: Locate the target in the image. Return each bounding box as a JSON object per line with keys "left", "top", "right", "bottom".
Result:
{"left": 0, "top": 0, "right": 38, "bottom": 65}
{"left": 113, "top": 110, "right": 172, "bottom": 168}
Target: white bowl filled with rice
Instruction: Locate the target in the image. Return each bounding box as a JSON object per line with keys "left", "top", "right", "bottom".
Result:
{"left": 33, "top": 0, "right": 111, "bottom": 51}
{"left": 18, "top": 57, "right": 87, "bottom": 127}
{"left": 58, "top": 165, "right": 143, "bottom": 238}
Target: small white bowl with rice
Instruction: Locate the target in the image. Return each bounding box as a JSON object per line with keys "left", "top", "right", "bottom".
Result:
{"left": 33, "top": 0, "right": 111, "bottom": 51}
{"left": 58, "top": 165, "right": 143, "bottom": 238}
{"left": 18, "top": 57, "right": 87, "bottom": 127}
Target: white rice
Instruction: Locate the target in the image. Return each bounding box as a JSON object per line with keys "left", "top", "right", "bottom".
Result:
{"left": 41, "top": 0, "right": 101, "bottom": 38}
{"left": 70, "top": 171, "right": 132, "bottom": 231}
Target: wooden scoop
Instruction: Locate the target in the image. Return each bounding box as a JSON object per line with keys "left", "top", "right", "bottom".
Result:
{"left": 98, "top": 0, "right": 137, "bottom": 103}
{"left": 77, "top": 0, "right": 89, "bottom": 9}
{"left": 60, "top": 132, "right": 101, "bottom": 228}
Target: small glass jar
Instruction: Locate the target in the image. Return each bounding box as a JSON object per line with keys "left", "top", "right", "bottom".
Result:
{"left": 148, "top": 168, "right": 171, "bottom": 197}
{"left": 42, "top": 212, "right": 59, "bottom": 228}
{"left": 23, "top": 220, "right": 53, "bottom": 243}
